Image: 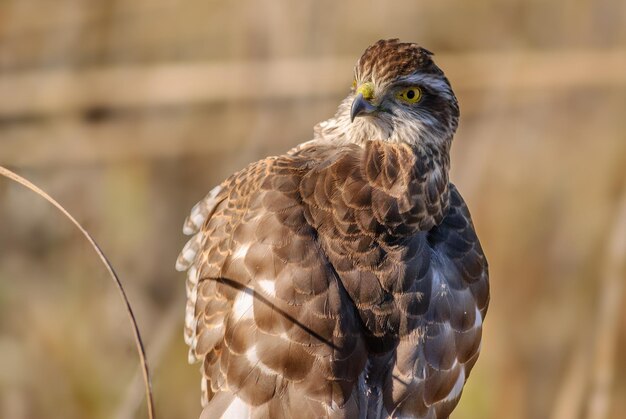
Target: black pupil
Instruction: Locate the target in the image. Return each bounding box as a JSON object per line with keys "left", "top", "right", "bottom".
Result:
{"left": 406, "top": 90, "right": 415, "bottom": 99}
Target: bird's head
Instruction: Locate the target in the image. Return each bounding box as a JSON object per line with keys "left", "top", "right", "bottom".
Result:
{"left": 323, "top": 39, "right": 459, "bottom": 150}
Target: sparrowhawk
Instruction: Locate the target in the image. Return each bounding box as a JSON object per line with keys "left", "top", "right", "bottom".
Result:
{"left": 176, "top": 39, "right": 489, "bottom": 419}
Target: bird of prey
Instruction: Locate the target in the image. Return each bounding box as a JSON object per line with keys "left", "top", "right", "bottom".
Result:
{"left": 176, "top": 39, "right": 489, "bottom": 419}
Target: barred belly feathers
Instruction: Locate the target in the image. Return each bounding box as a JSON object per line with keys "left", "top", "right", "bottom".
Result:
{"left": 176, "top": 39, "right": 489, "bottom": 419}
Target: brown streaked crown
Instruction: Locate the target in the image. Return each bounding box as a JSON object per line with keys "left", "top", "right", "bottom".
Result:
{"left": 355, "top": 39, "right": 443, "bottom": 85}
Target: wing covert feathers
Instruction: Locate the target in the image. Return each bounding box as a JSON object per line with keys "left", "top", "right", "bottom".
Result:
{"left": 178, "top": 140, "right": 489, "bottom": 418}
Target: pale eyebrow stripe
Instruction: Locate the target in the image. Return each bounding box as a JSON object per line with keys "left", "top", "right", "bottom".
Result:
{"left": 396, "top": 74, "right": 454, "bottom": 98}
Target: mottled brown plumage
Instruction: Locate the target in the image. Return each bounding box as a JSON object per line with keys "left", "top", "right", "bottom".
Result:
{"left": 177, "top": 39, "right": 489, "bottom": 419}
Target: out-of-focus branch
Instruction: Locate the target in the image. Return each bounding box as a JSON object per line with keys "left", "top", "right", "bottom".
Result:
{"left": 1, "top": 49, "right": 625, "bottom": 119}
{"left": 115, "top": 299, "right": 183, "bottom": 419}
{"left": 586, "top": 182, "right": 626, "bottom": 419}
{"left": 550, "top": 337, "right": 590, "bottom": 419}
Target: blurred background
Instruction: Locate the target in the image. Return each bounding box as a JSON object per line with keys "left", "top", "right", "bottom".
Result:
{"left": 1, "top": 1, "right": 625, "bottom": 418}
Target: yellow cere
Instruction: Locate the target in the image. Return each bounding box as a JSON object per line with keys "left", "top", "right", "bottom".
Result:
{"left": 397, "top": 86, "right": 422, "bottom": 103}
{"left": 356, "top": 82, "right": 375, "bottom": 100}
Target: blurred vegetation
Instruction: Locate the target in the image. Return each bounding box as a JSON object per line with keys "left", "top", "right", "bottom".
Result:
{"left": 1, "top": 1, "right": 625, "bottom": 418}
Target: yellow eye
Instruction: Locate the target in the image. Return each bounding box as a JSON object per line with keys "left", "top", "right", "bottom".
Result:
{"left": 351, "top": 79, "right": 357, "bottom": 89}
{"left": 397, "top": 87, "right": 422, "bottom": 103}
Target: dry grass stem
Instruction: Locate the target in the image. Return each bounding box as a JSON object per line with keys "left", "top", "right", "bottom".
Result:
{"left": 0, "top": 165, "right": 155, "bottom": 419}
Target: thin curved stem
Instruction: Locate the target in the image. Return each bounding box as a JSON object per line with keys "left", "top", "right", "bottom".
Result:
{"left": 0, "top": 165, "right": 155, "bottom": 419}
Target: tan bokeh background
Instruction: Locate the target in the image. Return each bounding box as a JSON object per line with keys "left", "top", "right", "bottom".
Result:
{"left": 1, "top": 1, "right": 626, "bottom": 418}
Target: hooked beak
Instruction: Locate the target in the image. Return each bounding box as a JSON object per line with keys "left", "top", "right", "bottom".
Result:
{"left": 350, "top": 93, "right": 378, "bottom": 122}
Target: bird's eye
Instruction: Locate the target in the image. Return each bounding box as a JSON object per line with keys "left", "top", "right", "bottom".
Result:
{"left": 397, "top": 87, "right": 422, "bottom": 104}
{"left": 351, "top": 79, "right": 357, "bottom": 90}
